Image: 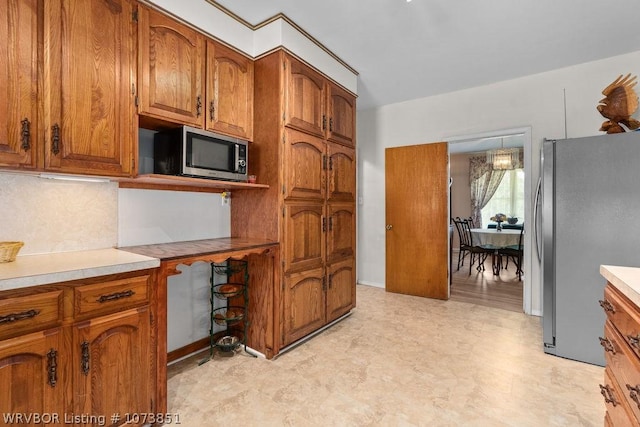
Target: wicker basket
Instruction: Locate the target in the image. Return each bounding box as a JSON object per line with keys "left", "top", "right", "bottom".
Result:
{"left": 0, "top": 241, "right": 24, "bottom": 263}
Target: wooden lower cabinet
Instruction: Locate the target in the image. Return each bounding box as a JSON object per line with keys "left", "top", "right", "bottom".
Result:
{"left": 0, "top": 328, "right": 68, "bottom": 425}
{"left": 0, "top": 271, "right": 153, "bottom": 427}
{"left": 73, "top": 307, "right": 150, "bottom": 424}
{"left": 600, "top": 283, "right": 640, "bottom": 426}
{"left": 283, "top": 267, "right": 325, "bottom": 346}
{"left": 326, "top": 258, "right": 356, "bottom": 323}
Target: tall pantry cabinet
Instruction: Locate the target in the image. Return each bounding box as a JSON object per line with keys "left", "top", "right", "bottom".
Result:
{"left": 232, "top": 50, "right": 356, "bottom": 349}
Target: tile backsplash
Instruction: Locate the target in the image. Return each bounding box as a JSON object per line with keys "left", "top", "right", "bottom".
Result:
{"left": 0, "top": 173, "right": 118, "bottom": 255}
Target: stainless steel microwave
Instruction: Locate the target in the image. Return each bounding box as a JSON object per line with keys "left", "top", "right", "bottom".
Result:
{"left": 153, "top": 126, "right": 248, "bottom": 182}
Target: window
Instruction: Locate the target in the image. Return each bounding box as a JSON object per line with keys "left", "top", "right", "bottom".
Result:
{"left": 481, "top": 169, "right": 525, "bottom": 225}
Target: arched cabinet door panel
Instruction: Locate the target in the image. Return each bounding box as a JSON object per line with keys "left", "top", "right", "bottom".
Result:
{"left": 283, "top": 202, "right": 325, "bottom": 273}
{"left": 138, "top": 4, "right": 204, "bottom": 126}
{"left": 282, "top": 268, "right": 325, "bottom": 346}
{"left": 327, "top": 83, "right": 356, "bottom": 147}
{"left": 73, "top": 307, "right": 151, "bottom": 422}
{"left": 284, "top": 128, "right": 326, "bottom": 201}
{"left": 326, "top": 258, "right": 355, "bottom": 323}
{"left": 284, "top": 55, "right": 326, "bottom": 138}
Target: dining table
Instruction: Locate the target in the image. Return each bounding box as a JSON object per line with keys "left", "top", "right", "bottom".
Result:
{"left": 470, "top": 228, "right": 522, "bottom": 275}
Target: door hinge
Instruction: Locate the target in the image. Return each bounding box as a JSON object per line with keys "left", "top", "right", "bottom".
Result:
{"left": 283, "top": 61, "right": 286, "bottom": 70}
{"left": 131, "top": 83, "right": 136, "bottom": 96}
{"left": 329, "top": 157, "right": 333, "bottom": 170}
{"left": 134, "top": 95, "right": 139, "bottom": 107}
{"left": 131, "top": 158, "right": 135, "bottom": 171}
{"left": 132, "top": 9, "right": 138, "bottom": 22}
{"left": 322, "top": 155, "right": 327, "bottom": 170}
{"left": 322, "top": 115, "right": 327, "bottom": 130}
{"left": 282, "top": 185, "right": 285, "bottom": 194}
{"left": 322, "top": 217, "right": 326, "bottom": 232}
{"left": 282, "top": 206, "right": 285, "bottom": 217}
{"left": 322, "top": 276, "right": 327, "bottom": 291}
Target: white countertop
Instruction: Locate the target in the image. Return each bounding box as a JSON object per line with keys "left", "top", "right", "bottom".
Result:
{"left": 0, "top": 248, "right": 160, "bottom": 291}
{"left": 600, "top": 265, "right": 640, "bottom": 308}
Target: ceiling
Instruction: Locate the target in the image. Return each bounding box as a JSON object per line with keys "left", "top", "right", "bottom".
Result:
{"left": 214, "top": 0, "right": 640, "bottom": 111}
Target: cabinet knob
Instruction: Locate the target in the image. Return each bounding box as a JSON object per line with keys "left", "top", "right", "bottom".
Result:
{"left": 21, "top": 118, "right": 31, "bottom": 151}
{"left": 386, "top": 224, "right": 393, "bottom": 230}
{"left": 626, "top": 384, "right": 640, "bottom": 410}
{"left": 600, "top": 384, "right": 618, "bottom": 406}
{"left": 51, "top": 124, "right": 61, "bottom": 155}
{"left": 599, "top": 336, "right": 616, "bottom": 354}
{"left": 47, "top": 348, "right": 58, "bottom": 387}
{"left": 599, "top": 299, "right": 615, "bottom": 313}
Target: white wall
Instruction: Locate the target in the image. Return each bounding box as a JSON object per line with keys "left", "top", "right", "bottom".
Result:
{"left": 357, "top": 50, "right": 640, "bottom": 316}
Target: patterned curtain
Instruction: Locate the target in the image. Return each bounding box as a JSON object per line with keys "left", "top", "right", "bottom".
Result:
{"left": 469, "top": 155, "right": 506, "bottom": 228}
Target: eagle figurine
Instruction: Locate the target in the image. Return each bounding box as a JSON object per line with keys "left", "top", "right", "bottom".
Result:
{"left": 597, "top": 73, "right": 640, "bottom": 134}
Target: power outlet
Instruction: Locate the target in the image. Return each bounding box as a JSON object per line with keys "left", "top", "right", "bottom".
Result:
{"left": 221, "top": 191, "right": 230, "bottom": 206}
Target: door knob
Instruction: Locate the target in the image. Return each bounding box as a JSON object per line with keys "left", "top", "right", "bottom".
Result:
{"left": 386, "top": 224, "right": 393, "bottom": 230}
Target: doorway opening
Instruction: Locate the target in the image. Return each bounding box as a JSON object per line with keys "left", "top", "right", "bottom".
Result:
{"left": 447, "top": 127, "right": 532, "bottom": 314}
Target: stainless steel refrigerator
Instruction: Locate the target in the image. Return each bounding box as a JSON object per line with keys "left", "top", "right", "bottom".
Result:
{"left": 539, "top": 131, "right": 640, "bottom": 366}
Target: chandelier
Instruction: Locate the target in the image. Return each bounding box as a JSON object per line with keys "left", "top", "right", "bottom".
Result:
{"left": 486, "top": 139, "right": 520, "bottom": 170}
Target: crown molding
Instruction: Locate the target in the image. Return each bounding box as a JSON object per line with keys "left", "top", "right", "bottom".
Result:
{"left": 204, "top": 1, "right": 358, "bottom": 76}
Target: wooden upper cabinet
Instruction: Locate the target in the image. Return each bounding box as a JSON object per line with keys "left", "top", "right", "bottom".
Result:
{"left": 326, "top": 203, "right": 355, "bottom": 263}
{"left": 138, "top": 5, "right": 204, "bottom": 126}
{"left": 283, "top": 202, "right": 325, "bottom": 273}
{"left": 284, "top": 55, "right": 326, "bottom": 138}
{"left": 44, "top": 0, "right": 135, "bottom": 176}
{"left": 206, "top": 41, "right": 253, "bottom": 140}
{"left": 0, "top": 0, "right": 39, "bottom": 170}
{"left": 327, "top": 143, "right": 356, "bottom": 203}
{"left": 283, "top": 128, "right": 326, "bottom": 201}
{"left": 327, "top": 83, "right": 356, "bottom": 147}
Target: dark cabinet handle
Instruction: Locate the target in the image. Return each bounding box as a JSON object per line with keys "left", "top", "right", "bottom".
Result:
{"left": 0, "top": 309, "right": 40, "bottom": 325}
{"left": 627, "top": 384, "right": 640, "bottom": 409}
{"left": 322, "top": 115, "right": 326, "bottom": 130}
{"left": 599, "top": 336, "right": 616, "bottom": 354}
{"left": 627, "top": 334, "right": 640, "bottom": 350}
{"left": 21, "top": 118, "right": 31, "bottom": 151}
{"left": 47, "top": 349, "right": 57, "bottom": 387}
{"left": 196, "top": 95, "right": 202, "bottom": 117}
{"left": 322, "top": 217, "right": 326, "bottom": 232}
{"left": 96, "top": 289, "right": 135, "bottom": 303}
{"left": 329, "top": 117, "right": 333, "bottom": 132}
{"left": 209, "top": 101, "right": 215, "bottom": 121}
{"left": 81, "top": 340, "right": 90, "bottom": 375}
{"left": 600, "top": 384, "right": 618, "bottom": 406}
{"left": 51, "top": 124, "right": 60, "bottom": 155}
{"left": 599, "top": 299, "right": 615, "bottom": 313}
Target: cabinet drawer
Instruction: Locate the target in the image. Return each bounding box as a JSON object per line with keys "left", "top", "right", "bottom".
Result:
{"left": 604, "top": 320, "right": 640, "bottom": 421}
{"left": 0, "top": 289, "right": 63, "bottom": 340}
{"left": 602, "top": 367, "right": 638, "bottom": 426}
{"left": 603, "top": 285, "right": 640, "bottom": 359}
{"left": 74, "top": 275, "right": 150, "bottom": 319}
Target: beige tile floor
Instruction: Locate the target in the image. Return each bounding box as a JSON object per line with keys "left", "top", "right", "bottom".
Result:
{"left": 167, "top": 284, "right": 605, "bottom": 426}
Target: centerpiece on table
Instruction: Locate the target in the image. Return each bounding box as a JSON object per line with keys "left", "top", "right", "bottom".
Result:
{"left": 490, "top": 213, "right": 507, "bottom": 231}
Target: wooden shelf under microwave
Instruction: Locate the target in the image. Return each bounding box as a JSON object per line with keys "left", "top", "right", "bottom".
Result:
{"left": 116, "top": 174, "right": 269, "bottom": 193}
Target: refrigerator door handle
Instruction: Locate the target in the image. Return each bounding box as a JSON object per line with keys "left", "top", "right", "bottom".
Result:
{"left": 534, "top": 176, "right": 542, "bottom": 262}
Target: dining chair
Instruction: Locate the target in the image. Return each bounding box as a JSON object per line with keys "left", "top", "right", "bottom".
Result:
{"left": 461, "top": 219, "right": 493, "bottom": 275}
{"left": 452, "top": 217, "right": 470, "bottom": 271}
{"left": 499, "top": 224, "right": 524, "bottom": 280}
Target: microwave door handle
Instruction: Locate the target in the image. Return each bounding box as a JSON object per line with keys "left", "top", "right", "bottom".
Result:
{"left": 234, "top": 143, "right": 240, "bottom": 172}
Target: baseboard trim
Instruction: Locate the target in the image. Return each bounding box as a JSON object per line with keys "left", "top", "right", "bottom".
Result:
{"left": 277, "top": 311, "right": 353, "bottom": 357}
{"left": 167, "top": 337, "right": 210, "bottom": 363}
{"left": 357, "top": 280, "right": 384, "bottom": 289}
